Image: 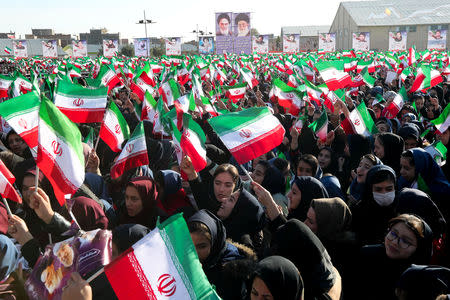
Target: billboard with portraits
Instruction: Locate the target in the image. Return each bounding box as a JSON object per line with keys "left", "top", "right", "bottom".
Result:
{"left": 103, "top": 39, "right": 118, "bottom": 58}
{"left": 165, "top": 37, "right": 181, "bottom": 55}
{"left": 389, "top": 31, "right": 407, "bottom": 51}
{"left": 72, "top": 40, "right": 87, "bottom": 58}
{"left": 199, "top": 36, "right": 215, "bottom": 55}
{"left": 318, "top": 33, "right": 336, "bottom": 52}
{"left": 215, "top": 12, "right": 251, "bottom": 54}
{"left": 13, "top": 40, "right": 28, "bottom": 58}
{"left": 283, "top": 34, "right": 300, "bottom": 53}
{"left": 252, "top": 35, "right": 269, "bottom": 54}
{"left": 428, "top": 29, "right": 447, "bottom": 50}
{"left": 352, "top": 32, "right": 370, "bottom": 51}
{"left": 42, "top": 40, "right": 57, "bottom": 58}
{"left": 134, "top": 38, "right": 150, "bottom": 57}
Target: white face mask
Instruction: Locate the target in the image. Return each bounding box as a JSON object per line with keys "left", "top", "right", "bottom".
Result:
{"left": 372, "top": 191, "right": 396, "bottom": 206}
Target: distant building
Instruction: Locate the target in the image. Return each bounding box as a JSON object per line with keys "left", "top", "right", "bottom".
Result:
{"left": 25, "top": 29, "right": 72, "bottom": 47}
{"left": 330, "top": 0, "right": 450, "bottom": 50}
{"left": 80, "top": 29, "right": 120, "bottom": 45}
{"left": 0, "top": 32, "right": 16, "bottom": 39}
{"left": 281, "top": 25, "right": 330, "bottom": 51}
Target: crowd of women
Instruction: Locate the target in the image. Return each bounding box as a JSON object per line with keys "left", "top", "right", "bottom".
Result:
{"left": 1, "top": 55, "right": 450, "bottom": 299}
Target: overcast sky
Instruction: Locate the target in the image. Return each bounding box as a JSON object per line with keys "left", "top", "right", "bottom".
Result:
{"left": 1, "top": 0, "right": 368, "bottom": 41}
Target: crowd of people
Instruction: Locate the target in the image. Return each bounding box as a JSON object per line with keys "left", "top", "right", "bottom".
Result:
{"left": 1, "top": 48, "right": 450, "bottom": 300}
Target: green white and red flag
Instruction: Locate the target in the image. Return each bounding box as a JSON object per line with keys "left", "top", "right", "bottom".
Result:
{"left": 224, "top": 83, "right": 247, "bottom": 103}
{"left": 408, "top": 46, "right": 419, "bottom": 66}
{"left": 3, "top": 47, "right": 11, "bottom": 55}
{"left": 0, "top": 75, "right": 13, "bottom": 98}
{"left": 400, "top": 67, "right": 413, "bottom": 82}
{"left": 104, "top": 214, "right": 220, "bottom": 300}
{"left": 360, "top": 66, "right": 376, "bottom": 88}
{"left": 305, "top": 80, "right": 323, "bottom": 107}
{"left": 54, "top": 80, "right": 107, "bottom": 123}
{"left": 36, "top": 97, "right": 85, "bottom": 205}
{"left": 99, "top": 101, "right": 130, "bottom": 152}
{"left": 269, "top": 78, "right": 304, "bottom": 115}
{"left": 357, "top": 59, "right": 376, "bottom": 73}
{"left": 343, "top": 57, "right": 357, "bottom": 72}
{"left": 308, "top": 109, "right": 328, "bottom": 141}
{"left": 96, "top": 64, "right": 122, "bottom": 93}
{"left": 130, "top": 63, "right": 156, "bottom": 100}
{"left": 383, "top": 86, "right": 408, "bottom": 119}
{"left": 158, "top": 79, "right": 180, "bottom": 107}
{"left": 208, "top": 107, "right": 285, "bottom": 164}
{"left": 0, "top": 91, "right": 40, "bottom": 150}
{"left": 424, "top": 140, "right": 447, "bottom": 166}
{"left": 11, "top": 74, "right": 33, "bottom": 98}
{"left": 110, "top": 121, "right": 148, "bottom": 179}
{"left": 172, "top": 113, "right": 207, "bottom": 172}
{"left": 240, "top": 67, "right": 259, "bottom": 89}
{"left": 141, "top": 91, "right": 167, "bottom": 136}
{"left": 410, "top": 65, "right": 443, "bottom": 93}
{"left": 0, "top": 160, "right": 22, "bottom": 203}
{"left": 83, "top": 127, "right": 95, "bottom": 149}
{"left": 348, "top": 101, "right": 378, "bottom": 136}
{"left": 431, "top": 103, "right": 450, "bottom": 134}
{"left": 315, "top": 61, "right": 353, "bottom": 91}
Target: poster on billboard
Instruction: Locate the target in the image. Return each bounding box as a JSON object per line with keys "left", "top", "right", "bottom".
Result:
{"left": 232, "top": 12, "right": 251, "bottom": 54}
{"left": 199, "top": 36, "right": 215, "bottom": 55}
{"left": 252, "top": 35, "right": 269, "bottom": 53}
{"left": 215, "top": 12, "right": 233, "bottom": 54}
{"left": 103, "top": 39, "right": 118, "bottom": 58}
{"left": 13, "top": 40, "right": 28, "bottom": 58}
{"left": 389, "top": 31, "right": 407, "bottom": 51}
{"left": 134, "top": 38, "right": 150, "bottom": 57}
{"left": 165, "top": 37, "right": 181, "bottom": 55}
{"left": 428, "top": 29, "right": 447, "bottom": 50}
{"left": 318, "top": 33, "right": 336, "bottom": 52}
{"left": 72, "top": 40, "right": 87, "bottom": 58}
{"left": 42, "top": 40, "right": 57, "bottom": 58}
{"left": 283, "top": 34, "right": 300, "bottom": 53}
{"left": 215, "top": 12, "right": 252, "bottom": 54}
{"left": 352, "top": 32, "right": 370, "bottom": 51}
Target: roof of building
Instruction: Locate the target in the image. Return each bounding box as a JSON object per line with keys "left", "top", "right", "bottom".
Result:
{"left": 282, "top": 25, "right": 330, "bottom": 36}
{"left": 341, "top": 0, "right": 450, "bottom": 26}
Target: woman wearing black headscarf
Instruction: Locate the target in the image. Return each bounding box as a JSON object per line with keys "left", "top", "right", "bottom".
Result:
{"left": 374, "top": 132, "right": 404, "bottom": 175}
{"left": 111, "top": 224, "right": 150, "bottom": 259}
{"left": 188, "top": 210, "right": 256, "bottom": 300}
{"left": 249, "top": 256, "right": 304, "bottom": 300}
{"left": 271, "top": 219, "right": 341, "bottom": 300}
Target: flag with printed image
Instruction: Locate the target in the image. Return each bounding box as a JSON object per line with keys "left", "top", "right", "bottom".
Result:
{"left": 54, "top": 80, "right": 108, "bottom": 123}
{"left": 208, "top": 107, "right": 285, "bottom": 164}
{"left": 0, "top": 160, "right": 22, "bottom": 203}
{"left": 110, "top": 122, "right": 148, "bottom": 179}
{"left": 37, "top": 97, "right": 85, "bottom": 205}
{"left": 99, "top": 101, "right": 130, "bottom": 152}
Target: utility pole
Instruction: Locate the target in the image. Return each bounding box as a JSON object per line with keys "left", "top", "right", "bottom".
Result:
{"left": 137, "top": 10, "right": 156, "bottom": 57}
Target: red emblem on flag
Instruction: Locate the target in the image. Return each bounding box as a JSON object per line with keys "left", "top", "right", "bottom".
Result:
{"left": 126, "top": 144, "right": 134, "bottom": 153}
{"left": 183, "top": 130, "right": 190, "bottom": 138}
{"left": 287, "top": 93, "right": 293, "bottom": 99}
{"left": 233, "top": 90, "right": 240, "bottom": 95}
{"left": 73, "top": 98, "right": 84, "bottom": 107}
{"left": 239, "top": 128, "right": 252, "bottom": 139}
{"left": 157, "top": 274, "right": 176, "bottom": 297}
{"left": 18, "top": 118, "right": 27, "bottom": 129}
{"left": 52, "top": 141, "right": 63, "bottom": 156}
{"left": 354, "top": 119, "right": 360, "bottom": 126}
{"left": 114, "top": 124, "right": 121, "bottom": 134}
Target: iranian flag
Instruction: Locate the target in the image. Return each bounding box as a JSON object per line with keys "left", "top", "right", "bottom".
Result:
{"left": 208, "top": 107, "right": 285, "bottom": 164}
{"left": 110, "top": 122, "right": 149, "bottom": 179}
{"left": 11, "top": 74, "right": 33, "bottom": 97}
{"left": 0, "top": 91, "right": 40, "bottom": 150}
{"left": 37, "top": 97, "right": 85, "bottom": 205}
{"left": 308, "top": 109, "right": 328, "bottom": 141}
{"left": 142, "top": 92, "right": 168, "bottom": 136}
{"left": 104, "top": 214, "right": 220, "bottom": 300}
{"left": 0, "top": 160, "right": 22, "bottom": 203}
{"left": 383, "top": 86, "right": 408, "bottom": 119}
{"left": 410, "top": 65, "right": 443, "bottom": 93}
{"left": 343, "top": 58, "right": 357, "bottom": 72}
{"left": 224, "top": 83, "right": 247, "bottom": 103}
{"left": 425, "top": 141, "right": 447, "bottom": 166}
{"left": 408, "top": 46, "right": 419, "bottom": 66}
{"left": 431, "top": 103, "right": 450, "bottom": 134}
{"left": 158, "top": 79, "right": 180, "bottom": 107}
{"left": 305, "top": 80, "right": 323, "bottom": 107}
{"left": 175, "top": 92, "right": 196, "bottom": 113}
{"left": 348, "top": 101, "right": 378, "bottom": 137}
{"left": 360, "top": 67, "right": 376, "bottom": 88}
{"left": 270, "top": 78, "right": 304, "bottom": 115}
{"left": 240, "top": 67, "right": 259, "bottom": 89}
{"left": 96, "top": 64, "right": 121, "bottom": 93}
{"left": 357, "top": 60, "right": 376, "bottom": 73}
{"left": 315, "top": 61, "right": 353, "bottom": 91}
{"left": 99, "top": 101, "right": 130, "bottom": 152}
{"left": 54, "top": 80, "right": 107, "bottom": 123}
{"left": 0, "top": 75, "right": 13, "bottom": 98}
{"left": 3, "top": 47, "right": 11, "bottom": 55}
{"left": 130, "top": 63, "right": 156, "bottom": 100}
{"left": 172, "top": 114, "right": 207, "bottom": 172}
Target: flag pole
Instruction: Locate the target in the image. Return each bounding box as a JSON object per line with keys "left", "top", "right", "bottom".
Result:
{"left": 34, "top": 166, "right": 40, "bottom": 192}
{"left": 0, "top": 196, "right": 12, "bottom": 216}
{"left": 86, "top": 267, "right": 105, "bottom": 283}
{"left": 93, "top": 134, "right": 101, "bottom": 154}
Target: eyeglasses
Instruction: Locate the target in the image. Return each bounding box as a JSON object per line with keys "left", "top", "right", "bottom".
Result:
{"left": 386, "top": 230, "right": 416, "bottom": 249}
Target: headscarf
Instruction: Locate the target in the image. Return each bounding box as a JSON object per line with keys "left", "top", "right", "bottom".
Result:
{"left": 288, "top": 176, "right": 329, "bottom": 222}
{"left": 320, "top": 175, "right": 345, "bottom": 200}
{"left": 84, "top": 173, "right": 110, "bottom": 201}
{"left": 348, "top": 134, "right": 371, "bottom": 170}
{"left": 311, "top": 197, "right": 352, "bottom": 241}
{"left": 155, "top": 170, "right": 192, "bottom": 216}
{"left": 252, "top": 256, "right": 303, "bottom": 300}
{"left": 119, "top": 176, "right": 158, "bottom": 229}
{"left": 377, "top": 132, "right": 404, "bottom": 174}
{"left": 188, "top": 209, "right": 227, "bottom": 269}
{"left": 397, "top": 264, "right": 450, "bottom": 300}
{"left": 261, "top": 163, "right": 286, "bottom": 195}
{"left": 71, "top": 196, "right": 109, "bottom": 231}
{"left": 349, "top": 155, "right": 383, "bottom": 202}
{"left": 112, "top": 224, "right": 150, "bottom": 253}
{"left": 0, "top": 235, "right": 19, "bottom": 282}
{"left": 273, "top": 219, "right": 336, "bottom": 298}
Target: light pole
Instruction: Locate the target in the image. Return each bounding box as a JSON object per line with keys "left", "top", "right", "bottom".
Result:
{"left": 137, "top": 10, "right": 156, "bottom": 57}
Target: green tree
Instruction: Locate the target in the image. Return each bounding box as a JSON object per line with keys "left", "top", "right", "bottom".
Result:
{"left": 150, "top": 47, "right": 164, "bottom": 57}
{"left": 250, "top": 28, "right": 259, "bottom": 36}
{"left": 119, "top": 44, "right": 134, "bottom": 57}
